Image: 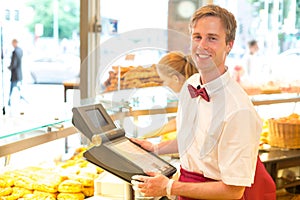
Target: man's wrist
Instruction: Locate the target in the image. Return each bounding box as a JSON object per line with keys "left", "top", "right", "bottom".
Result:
{"left": 153, "top": 144, "right": 159, "bottom": 154}
{"left": 166, "top": 179, "right": 174, "bottom": 199}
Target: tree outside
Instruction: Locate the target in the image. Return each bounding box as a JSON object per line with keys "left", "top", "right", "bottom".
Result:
{"left": 26, "top": 0, "right": 79, "bottom": 40}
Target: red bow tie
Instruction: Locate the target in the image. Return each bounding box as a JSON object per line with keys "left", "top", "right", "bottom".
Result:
{"left": 187, "top": 84, "right": 210, "bottom": 102}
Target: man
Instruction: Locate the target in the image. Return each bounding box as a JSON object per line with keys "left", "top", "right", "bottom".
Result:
{"left": 8, "top": 39, "right": 25, "bottom": 106}
{"left": 131, "top": 4, "right": 275, "bottom": 200}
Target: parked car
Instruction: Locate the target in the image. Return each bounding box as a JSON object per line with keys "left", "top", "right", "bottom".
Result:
{"left": 29, "top": 54, "right": 80, "bottom": 84}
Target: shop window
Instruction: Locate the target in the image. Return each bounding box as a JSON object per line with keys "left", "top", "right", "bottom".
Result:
{"left": 5, "top": 9, "right": 10, "bottom": 21}
{"left": 14, "top": 10, "right": 19, "bottom": 21}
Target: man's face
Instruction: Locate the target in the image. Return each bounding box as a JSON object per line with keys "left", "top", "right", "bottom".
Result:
{"left": 190, "top": 16, "right": 233, "bottom": 71}
{"left": 12, "top": 41, "right": 17, "bottom": 48}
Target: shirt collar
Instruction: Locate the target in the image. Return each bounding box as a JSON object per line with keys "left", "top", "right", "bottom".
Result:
{"left": 199, "top": 69, "right": 231, "bottom": 99}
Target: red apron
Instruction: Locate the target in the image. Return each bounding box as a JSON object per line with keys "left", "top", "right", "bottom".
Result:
{"left": 178, "top": 156, "right": 276, "bottom": 200}
{"left": 244, "top": 156, "right": 276, "bottom": 200}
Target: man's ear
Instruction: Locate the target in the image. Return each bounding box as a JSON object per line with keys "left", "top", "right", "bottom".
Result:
{"left": 226, "top": 41, "right": 234, "bottom": 54}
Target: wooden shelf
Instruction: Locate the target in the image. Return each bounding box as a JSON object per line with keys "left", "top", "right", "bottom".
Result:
{"left": 252, "top": 94, "right": 300, "bottom": 106}
{"left": 277, "top": 178, "right": 300, "bottom": 190}
{"left": 0, "top": 126, "right": 78, "bottom": 157}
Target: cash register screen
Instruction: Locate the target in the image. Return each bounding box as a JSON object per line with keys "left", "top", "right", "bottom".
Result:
{"left": 86, "top": 109, "right": 109, "bottom": 129}
{"left": 105, "top": 137, "right": 171, "bottom": 173}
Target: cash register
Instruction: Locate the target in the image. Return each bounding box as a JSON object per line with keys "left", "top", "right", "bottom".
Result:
{"left": 72, "top": 103, "right": 177, "bottom": 183}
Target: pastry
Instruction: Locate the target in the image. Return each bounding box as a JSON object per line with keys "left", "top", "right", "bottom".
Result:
{"left": 21, "top": 193, "right": 56, "bottom": 200}
{"left": 56, "top": 192, "right": 85, "bottom": 200}
{"left": 0, "top": 176, "right": 14, "bottom": 187}
{"left": 58, "top": 180, "right": 82, "bottom": 193}
{"left": 33, "top": 179, "right": 60, "bottom": 193}
{"left": 0, "top": 187, "right": 13, "bottom": 196}
{"left": 14, "top": 176, "right": 35, "bottom": 190}
{"left": 68, "top": 174, "right": 94, "bottom": 187}
{"left": 0, "top": 194, "right": 19, "bottom": 200}
{"left": 1, "top": 187, "right": 32, "bottom": 200}
{"left": 82, "top": 186, "right": 94, "bottom": 197}
{"left": 33, "top": 190, "right": 57, "bottom": 198}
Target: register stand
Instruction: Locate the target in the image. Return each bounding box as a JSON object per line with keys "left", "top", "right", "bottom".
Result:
{"left": 72, "top": 103, "right": 177, "bottom": 199}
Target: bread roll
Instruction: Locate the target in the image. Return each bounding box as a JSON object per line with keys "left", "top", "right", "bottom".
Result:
{"left": 33, "top": 179, "right": 60, "bottom": 193}
{"left": 0, "top": 194, "right": 19, "bottom": 200}
{"left": 57, "top": 192, "right": 85, "bottom": 200}
{"left": 68, "top": 174, "right": 94, "bottom": 187}
{"left": 58, "top": 180, "right": 82, "bottom": 193}
{"left": 33, "top": 190, "right": 58, "bottom": 198}
{"left": 0, "top": 187, "right": 13, "bottom": 196}
{"left": 1, "top": 187, "right": 32, "bottom": 200}
{"left": 14, "top": 176, "right": 35, "bottom": 190}
{"left": 12, "top": 186, "right": 32, "bottom": 197}
{"left": 0, "top": 175, "right": 14, "bottom": 187}
{"left": 82, "top": 186, "right": 94, "bottom": 197}
{"left": 21, "top": 193, "right": 56, "bottom": 200}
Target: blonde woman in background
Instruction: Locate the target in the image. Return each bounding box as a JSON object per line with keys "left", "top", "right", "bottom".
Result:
{"left": 142, "top": 51, "right": 198, "bottom": 139}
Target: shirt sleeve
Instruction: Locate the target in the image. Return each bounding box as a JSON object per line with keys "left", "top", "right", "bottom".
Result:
{"left": 218, "top": 109, "right": 261, "bottom": 186}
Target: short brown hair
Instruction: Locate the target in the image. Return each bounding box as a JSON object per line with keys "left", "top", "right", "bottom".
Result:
{"left": 189, "top": 4, "right": 237, "bottom": 44}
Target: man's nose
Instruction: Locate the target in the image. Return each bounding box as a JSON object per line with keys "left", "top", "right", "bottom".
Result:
{"left": 197, "top": 39, "right": 208, "bottom": 50}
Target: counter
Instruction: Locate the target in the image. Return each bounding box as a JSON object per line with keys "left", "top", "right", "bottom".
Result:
{"left": 260, "top": 148, "right": 300, "bottom": 189}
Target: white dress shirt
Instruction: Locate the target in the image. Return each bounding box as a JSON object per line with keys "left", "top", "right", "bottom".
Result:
{"left": 176, "top": 70, "right": 262, "bottom": 187}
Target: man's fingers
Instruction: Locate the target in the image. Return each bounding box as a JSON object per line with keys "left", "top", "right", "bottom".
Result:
{"left": 145, "top": 171, "right": 160, "bottom": 177}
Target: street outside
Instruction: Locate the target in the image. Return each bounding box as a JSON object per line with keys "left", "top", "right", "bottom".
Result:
{"left": 0, "top": 78, "right": 82, "bottom": 168}
{"left": 1, "top": 83, "right": 73, "bottom": 117}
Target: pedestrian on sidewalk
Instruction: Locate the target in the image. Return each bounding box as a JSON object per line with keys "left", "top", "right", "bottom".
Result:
{"left": 7, "top": 39, "right": 27, "bottom": 106}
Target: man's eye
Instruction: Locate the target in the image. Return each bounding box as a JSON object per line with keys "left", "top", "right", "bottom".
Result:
{"left": 193, "top": 36, "right": 201, "bottom": 40}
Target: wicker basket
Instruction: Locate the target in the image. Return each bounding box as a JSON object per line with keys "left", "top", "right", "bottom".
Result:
{"left": 268, "top": 118, "right": 300, "bottom": 149}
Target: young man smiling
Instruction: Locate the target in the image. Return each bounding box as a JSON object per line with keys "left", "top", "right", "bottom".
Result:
{"left": 131, "top": 4, "right": 275, "bottom": 200}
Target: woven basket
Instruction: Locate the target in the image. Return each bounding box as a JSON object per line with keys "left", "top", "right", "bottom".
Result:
{"left": 268, "top": 118, "right": 300, "bottom": 149}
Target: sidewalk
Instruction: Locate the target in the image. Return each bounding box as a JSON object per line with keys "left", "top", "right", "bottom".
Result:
{"left": 1, "top": 83, "right": 80, "bottom": 116}
{"left": 0, "top": 83, "right": 82, "bottom": 168}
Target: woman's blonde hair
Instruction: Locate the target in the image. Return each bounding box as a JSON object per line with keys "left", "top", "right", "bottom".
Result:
{"left": 156, "top": 51, "right": 198, "bottom": 80}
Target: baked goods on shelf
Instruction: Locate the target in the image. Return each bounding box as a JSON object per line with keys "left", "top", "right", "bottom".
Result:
{"left": 56, "top": 192, "right": 85, "bottom": 200}
{"left": 0, "top": 147, "right": 103, "bottom": 200}
{"left": 241, "top": 80, "right": 300, "bottom": 95}
{"left": 123, "top": 64, "right": 162, "bottom": 89}
{"left": 259, "top": 119, "right": 270, "bottom": 145}
{"left": 58, "top": 180, "right": 82, "bottom": 193}
{"left": 268, "top": 113, "right": 300, "bottom": 149}
{"left": 103, "top": 64, "right": 163, "bottom": 92}
{"left": 260, "top": 81, "right": 281, "bottom": 94}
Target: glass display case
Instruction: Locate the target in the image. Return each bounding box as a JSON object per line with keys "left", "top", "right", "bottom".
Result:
{"left": 1, "top": 84, "right": 300, "bottom": 194}
{"left": 95, "top": 86, "right": 178, "bottom": 138}
{"left": 0, "top": 105, "right": 78, "bottom": 166}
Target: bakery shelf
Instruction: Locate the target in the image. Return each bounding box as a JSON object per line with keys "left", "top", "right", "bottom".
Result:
{"left": 251, "top": 93, "right": 300, "bottom": 106}
{"left": 260, "top": 147, "right": 300, "bottom": 190}
{"left": 0, "top": 125, "right": 77, "bottom": 157}
{"left": 0, "top": 107, "right": 79, "bottom": 159}
{"left": 276, "top": 178, "right": 300, "bottom": 190}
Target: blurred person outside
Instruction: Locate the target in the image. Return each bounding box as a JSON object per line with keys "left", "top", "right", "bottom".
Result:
{"left": 241, "top": 39, "right": 267, "bottom": 84}
{"left": 7, "top": 39, "right": 26, "bottom": 106}
{"left": 130, "top": 4, "right": 275, "bottom": 200}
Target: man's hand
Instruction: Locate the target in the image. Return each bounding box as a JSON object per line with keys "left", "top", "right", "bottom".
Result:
{"left": 129, "top": 138, "right": 155, "bottom": 152}
{"left": 131, "top": 172, "right": 170, "bottom": 197}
